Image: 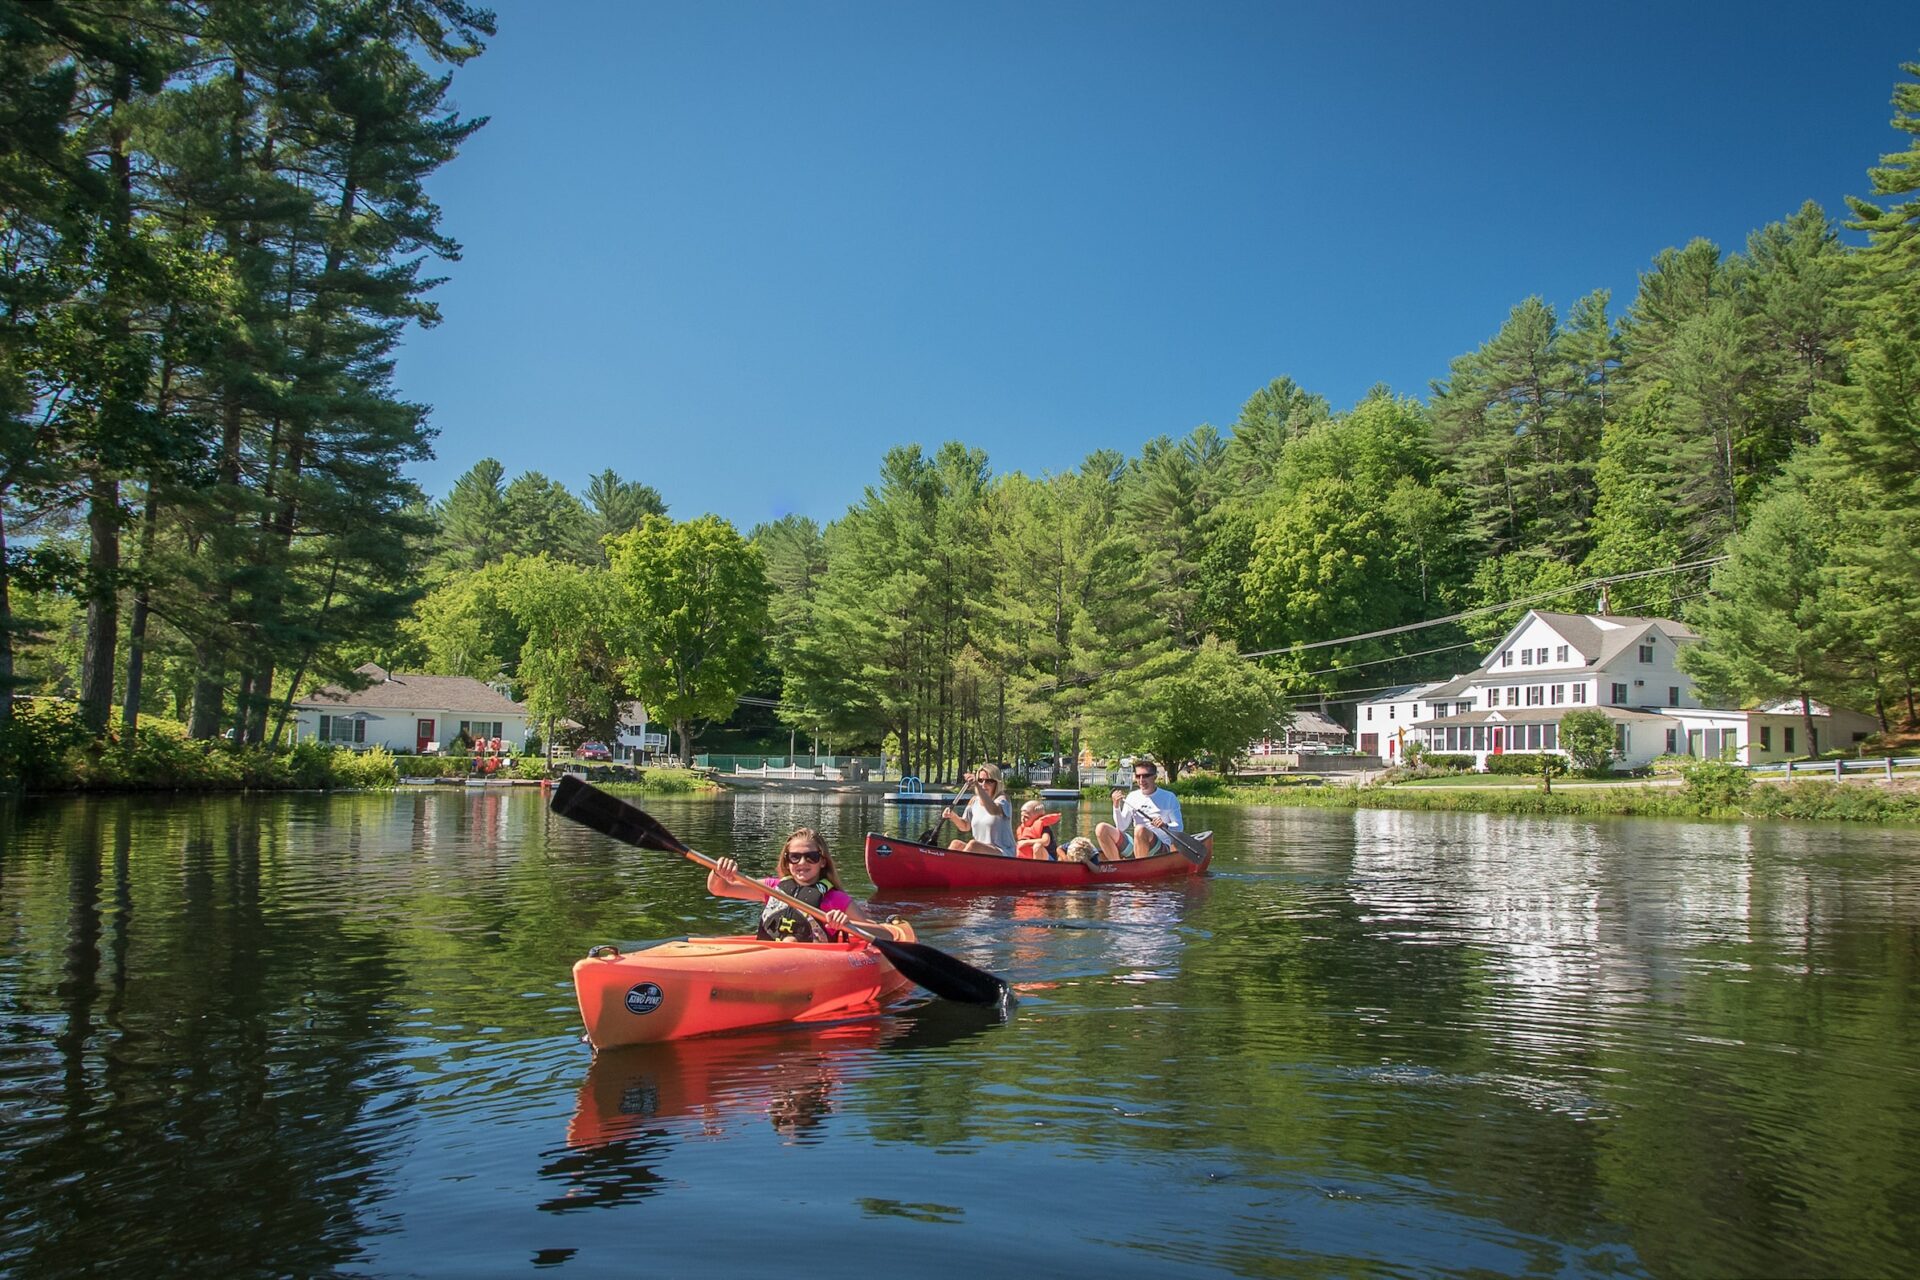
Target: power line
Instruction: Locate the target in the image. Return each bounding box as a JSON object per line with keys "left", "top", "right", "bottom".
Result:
{"left": 1238, "top": 556, "right": 1728, "bottom": 661}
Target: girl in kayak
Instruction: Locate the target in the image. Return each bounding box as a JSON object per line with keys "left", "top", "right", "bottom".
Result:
{"left": 708, "top": 828, "right": 898, "bottom": 942}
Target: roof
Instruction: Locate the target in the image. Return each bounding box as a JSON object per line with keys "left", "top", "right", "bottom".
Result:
{"left": 1358, "top": 681, "right": 1447, "bottom": 705}
{"left": 1287, "top": 710, "right": 1346, "bottom": 737}
{"left": 294, "top": 664, "right": 524, "bottom": 715}
{"left": 1478, "top": 611, "right": 1699, "bottom": 671}
{"left": 1415, "top": 705, "right": 1673, "bottom": 728}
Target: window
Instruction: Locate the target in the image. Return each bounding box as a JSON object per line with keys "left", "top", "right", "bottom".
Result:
{"left": 1389, "top": 706, "right": 1396, "bottom": 720}
{"left": 1556, "top": 644, "right": 1569, "bottom": 663}
{"left": 318, "top": 714, "right": 364, "bottom": 744}
{"left": 1616, "top": 725, "right": 1630, "bottom": 754}
{"left": 1551, "top": 684, "right": 1564, "bottom": 705}
{"left": 1527, "top": 723, "right": 1542, "bottom": 749}
{"left": 1668, "top": 686, "right": 1680, "bottom": 707}
{"left": 1365, "top": 707, "right": 1373, "bottom": 721}
{"left": 1543, "top": 723, "right": 1558, "bottom": 750}
{"left": 1502, "top": 650, "right": 1513, "bottom": 667}
{"left": 1611, "top": 682, "right": 1628, "bottom": 705}
{"left": 1784, "top": 726, "right": 1796, "bottom": 753}
{"left": 1666, "top": 728, "right": 1678, "bottom": 753}
{"left": 1572, "top": 684, "right": 1587, "bottom": 704}
{"left": 1521, "top": 648, "right": 1533, "bottom": 666}
{"left": 1472, "top": 726, "right": 1486, "bottom": 751}
{"left": 1760, "top": 725, "right": 1772, "bottom": 750}
{"left": 1457, "top": 702, "right": 1472, "bottom": 716}
{"left": 1537, "top": 647, "right": 1550, "bottom": 664}
{"left": 1508, "top": 686, "right": 1520, "bottom": 706}
{"left": 1639, "top": 643, "right": 1655, "bottom": 663}
{"left": 1526, "top": 685, "right": 1544, "bottom": 706}
{"left": 1445, "top": 727, "right": 1458, "bottom": 750}
{"left": 1487, "top": 688, "right": 1500, "bottom": 707}
{"left": 459, "top": 720, "right": 504, "bottom": 740}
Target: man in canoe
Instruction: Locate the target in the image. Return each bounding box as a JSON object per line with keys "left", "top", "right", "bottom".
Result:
{"left": 1094, "top": 759, "right": 1185, "bottom": 860}
{"left": 708, "top": 828, "right": 902, "bottom": 942}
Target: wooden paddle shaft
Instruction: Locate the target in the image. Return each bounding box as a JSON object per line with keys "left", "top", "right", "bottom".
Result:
{"left": 679, "top": 846, "right": 897, "bottom": 943}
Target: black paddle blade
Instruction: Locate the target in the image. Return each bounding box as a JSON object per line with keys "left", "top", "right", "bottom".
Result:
{"left": 872, "top": 936, "right": 1009, "bottom": 1006}
{"left": 550, "top": 774, "right": 690, "bottom": 854}
{"left": 1166, "top": 828, "right": 1209, "bottom": 866}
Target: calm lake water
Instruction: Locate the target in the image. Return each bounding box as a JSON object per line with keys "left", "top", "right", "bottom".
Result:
{"left": 2, "top": 789, "right": 1918, "bottom": 1277}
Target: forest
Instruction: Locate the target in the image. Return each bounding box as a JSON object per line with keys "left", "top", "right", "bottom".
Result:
{"left": 4, "top": 4, "right": 1919, "bottom": 782}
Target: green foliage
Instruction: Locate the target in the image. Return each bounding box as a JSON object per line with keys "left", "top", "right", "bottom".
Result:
{"left": 1560, "top": 709, "right": 1618, "bottom": 773}
{"left": 1418, "top": 753, "right": 1476, "bottom": 771}
{"left": 1, "top": 699, "right": 397, "bottom": 791}
{"left": 1681, "top": 758, "right": 1755, "bottom": 808}
{"left": 1481, "top": 752, "right": 1568, "bottom": 777}
{"left": 607, "top": 515, "right": 771, "bottom": 763}
{"left": 1104, "top": 636, "right": 1289, "bottom": 779}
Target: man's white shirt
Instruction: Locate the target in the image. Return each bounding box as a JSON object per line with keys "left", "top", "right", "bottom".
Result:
{"left": 1112, "top": 787, "right": 1185, "bottom": 849}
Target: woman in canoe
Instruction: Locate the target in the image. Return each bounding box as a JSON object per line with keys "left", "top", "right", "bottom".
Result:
{"left": 708, "top": 828, "right": 901, "bottom": 942}
{"left": 940, "top": 763, "right": 1017, "bottom": 857}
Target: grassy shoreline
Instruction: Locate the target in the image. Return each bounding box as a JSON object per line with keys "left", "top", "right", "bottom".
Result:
{"left": 1194, "top": 779, "right": 1920, "bottom": 824}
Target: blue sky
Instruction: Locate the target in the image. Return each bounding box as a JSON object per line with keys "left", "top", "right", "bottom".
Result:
{"left": 397, "top": 1, "right": 1920, "bottom": 529}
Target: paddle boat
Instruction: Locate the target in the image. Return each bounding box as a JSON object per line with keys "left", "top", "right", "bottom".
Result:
{"left": 571, "top": 928, "right": 919, "bottom": 1049}
{"left": 863, "top": 830, "right": 1211, "bottom": 890}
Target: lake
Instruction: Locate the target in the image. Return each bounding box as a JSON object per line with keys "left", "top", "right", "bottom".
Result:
{"left": 2, "top": 790, "right": 1917, "bottom": 1277}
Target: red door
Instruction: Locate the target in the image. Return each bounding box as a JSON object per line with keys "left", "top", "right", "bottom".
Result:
{"left": 1360, "top": 733, "right": 1378, "bottom": 755}
{"left": 416, "top": 718, "right": 435, "bottom": 753}
{"left": 1491, "top": 727, "right": 1504, "bottom": 754}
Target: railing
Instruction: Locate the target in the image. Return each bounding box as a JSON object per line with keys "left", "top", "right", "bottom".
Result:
{"left": 695, "top": 754, "right": 887, "bottom": 775}
{"left": 1746, "top": 756, "right": 1920, "bottom": 779}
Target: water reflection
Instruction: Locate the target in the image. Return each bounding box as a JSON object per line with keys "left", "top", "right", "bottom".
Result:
{"left": 2, "top": 792, "right": 1918, "bottom": 1277}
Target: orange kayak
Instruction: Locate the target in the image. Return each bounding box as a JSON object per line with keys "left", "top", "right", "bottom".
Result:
{"left": 571, "top": 930, "right": 918, "bottom": 1048}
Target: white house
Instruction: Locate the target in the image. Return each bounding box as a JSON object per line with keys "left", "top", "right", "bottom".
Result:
{"left": 1356, "top": 612, "right": 1877, "bottom": 771}
{"left": 290, "top": 664, "right": 529, "bottom": 754}
{"left": 611, "top": 701, "right": 669, "bottom": 762}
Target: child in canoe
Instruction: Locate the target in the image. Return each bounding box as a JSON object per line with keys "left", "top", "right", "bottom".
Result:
{"left": 1016, "top": 799, "right": 1061, "bottom": 859}
{"left": 708, "top": 828, "right": 900, "bottom": 942}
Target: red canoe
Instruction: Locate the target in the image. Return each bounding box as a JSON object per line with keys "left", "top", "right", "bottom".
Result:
{"left": 863, "top": 831, "right": 1211, "bottom": 890}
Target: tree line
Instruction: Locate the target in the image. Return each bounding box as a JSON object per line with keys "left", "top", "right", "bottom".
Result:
{"left": 1, "top": 0, "right": 494, "bottom": 750}
{"left": 7, "top": 17, "right": 1918, "bottom": 778}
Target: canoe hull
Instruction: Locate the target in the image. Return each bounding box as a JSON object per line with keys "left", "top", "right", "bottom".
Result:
{"left": 864, "top": 831, "right": 1211, "bottom": 890}
{"left": 573, "top": 935, "right": 915, "bottom": 1048}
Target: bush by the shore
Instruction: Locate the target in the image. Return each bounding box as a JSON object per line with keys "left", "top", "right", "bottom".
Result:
{"left": 1, "top": 700, "right": 399, "bottom": 792}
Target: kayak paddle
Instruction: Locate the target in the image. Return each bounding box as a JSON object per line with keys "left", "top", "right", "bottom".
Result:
{"left": 550, "top": 775, "right": 1010, "bottom": 1006}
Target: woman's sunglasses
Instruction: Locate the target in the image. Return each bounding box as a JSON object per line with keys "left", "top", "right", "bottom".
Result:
{"left": 785, "top": 849, "right": 824, "bottom": 864}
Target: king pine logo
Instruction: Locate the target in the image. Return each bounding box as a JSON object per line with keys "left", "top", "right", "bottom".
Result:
{"left": 624, "top": 982, "right": 664, "bottom": 1015}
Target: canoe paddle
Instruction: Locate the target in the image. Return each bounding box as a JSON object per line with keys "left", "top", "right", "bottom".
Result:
{"left": 550, "top": 775, "right": 1009, "bottom": 1006}
{"left": 916, "top": 779, "right": 971, "bottom": 846}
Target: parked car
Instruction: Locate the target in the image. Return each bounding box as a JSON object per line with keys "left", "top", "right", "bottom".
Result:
{"left": 577, "top": 741, "right": 612, "bottom": 761}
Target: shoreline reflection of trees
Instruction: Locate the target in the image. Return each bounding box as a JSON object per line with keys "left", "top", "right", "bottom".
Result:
{"left": 2, "top": 799, "right": 409, "bottom": 1276}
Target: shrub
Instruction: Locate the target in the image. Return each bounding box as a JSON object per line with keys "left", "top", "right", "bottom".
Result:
{"left": 1419, "top": 754, "right": 1475, "bottom": 771}
{"left": 1171, "top": 773, "right": 1225, "bottom": 797}
{"left": 329, "top": 746, "right": 399, "bottom": 789}
{"left": 1483, "top": 752, "right": 1564, "bottom": 776}
{"left": 1680, "top": 758, "right": 1753, "bottom": 808}
{"left": 1560, "top": 710, "right": 1618, "bottom": 774}
{"left": 1, "top": 699, "right": 95, "bottom": 787}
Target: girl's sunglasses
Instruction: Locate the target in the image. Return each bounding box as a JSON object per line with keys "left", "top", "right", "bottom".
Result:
{"left": 785, "top": 849, "right": 824, "bottom": 864}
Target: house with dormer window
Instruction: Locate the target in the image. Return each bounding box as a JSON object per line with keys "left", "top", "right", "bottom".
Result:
{"left": 1356, "top": 611, "right": 1876, "bottom": 769}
